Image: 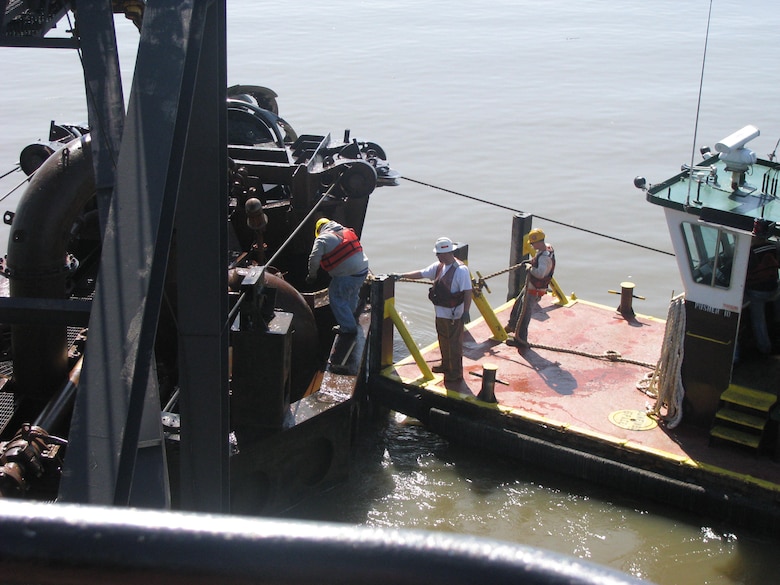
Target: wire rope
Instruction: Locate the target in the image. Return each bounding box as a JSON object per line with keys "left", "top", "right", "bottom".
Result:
{"left": 400, "top": 176, "right": 675, "bottom": 257}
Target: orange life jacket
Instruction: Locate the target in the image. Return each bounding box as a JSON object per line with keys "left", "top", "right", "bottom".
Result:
{"left": 320, "top": 228, "right": 363, "bottom": 271}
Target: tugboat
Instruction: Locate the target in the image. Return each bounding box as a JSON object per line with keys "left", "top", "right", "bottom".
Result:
{"left": 637, "top": 124, "right": 780, "bottom": 430}
{"left": 368, "top": 125, "right": 780, "bottom": 534}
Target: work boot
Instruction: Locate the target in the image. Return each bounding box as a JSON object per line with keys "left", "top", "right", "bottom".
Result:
{"left": 329, "top": 363, "right": 351, "bottom": 375}
{"left": 332, "top": 325, "right": 357, "bottom": 335}
{"left": 505, "top": 335, "right": 529, "bottom": 349}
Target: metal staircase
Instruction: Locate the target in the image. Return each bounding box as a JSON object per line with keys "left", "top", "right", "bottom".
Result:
{"left": 710, "top": 384, "right": 778, "bottom": 450}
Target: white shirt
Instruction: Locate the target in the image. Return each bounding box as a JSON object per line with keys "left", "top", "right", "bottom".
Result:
{"left": 420, "top": 260, "right": 472, "bottom": 319}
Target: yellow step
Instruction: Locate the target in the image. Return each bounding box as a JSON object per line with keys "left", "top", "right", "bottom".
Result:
{"left": 720, "top": 385, "right": 777, "bottom": 413}
{"left": 710, "top": 424, "right": 762, "bottom": 449}
{"left": 714, "top": 408, "right": 768, "bottom": 430}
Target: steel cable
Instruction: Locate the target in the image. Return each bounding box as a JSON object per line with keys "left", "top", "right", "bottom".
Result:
{"left": 400, "top": 176, "right": 675, "bottom": 257}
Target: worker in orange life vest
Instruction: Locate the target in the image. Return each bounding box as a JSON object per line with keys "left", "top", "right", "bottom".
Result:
{"left": 307, "top": 218, "right": 369, "bottom": 335}
{"left": 506, "top": 228, "right": 555, "bottom": 349}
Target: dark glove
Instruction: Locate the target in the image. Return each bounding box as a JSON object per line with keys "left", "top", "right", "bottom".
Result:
{"left": 388, "top": 273, "right": 402, "bottom": 281}
{"left": 462, "top": 311, "right": 471, "bottom": 323}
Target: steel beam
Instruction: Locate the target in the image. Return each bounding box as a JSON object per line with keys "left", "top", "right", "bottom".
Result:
{"left": 73, "top": 0, "right": 125, "bottom": 235}
{"left": 175, "top": 0, "right": 229, "bottom": 513}
{"left": 60, "top": 0, "right": 226, "bottom": 508}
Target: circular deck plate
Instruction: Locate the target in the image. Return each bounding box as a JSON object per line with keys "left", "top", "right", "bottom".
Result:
{"left": 608, "top": 409, "right": 658, "bottom": 431}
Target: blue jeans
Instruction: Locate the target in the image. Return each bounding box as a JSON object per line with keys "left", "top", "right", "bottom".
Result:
{"left": 329, "top": 273, "right": 365, "bottom": 332}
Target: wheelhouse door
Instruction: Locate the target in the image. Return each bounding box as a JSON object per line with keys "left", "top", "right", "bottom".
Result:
{"left": 665, "top": 208, "right": 751, "bottom": 424}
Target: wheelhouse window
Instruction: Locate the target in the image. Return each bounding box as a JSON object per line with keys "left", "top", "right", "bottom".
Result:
{"left": 681, "top": 222, "right": 735, "bottom": 288}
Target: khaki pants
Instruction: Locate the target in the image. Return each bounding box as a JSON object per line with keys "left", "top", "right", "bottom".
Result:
{"left": 435, "top": 316, "right": 464, "bottom": 381}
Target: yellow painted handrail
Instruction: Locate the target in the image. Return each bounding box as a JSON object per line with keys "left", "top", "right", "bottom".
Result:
{"left": 383, "top": 298, "right": 435, "bottom": 381}
{"left": 470, "top": 271, "right": 507, "bottom": 342}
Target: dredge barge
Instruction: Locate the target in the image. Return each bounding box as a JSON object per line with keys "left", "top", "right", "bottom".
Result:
{"left": 0, "top": 0, "right": 398, "bottom": 514}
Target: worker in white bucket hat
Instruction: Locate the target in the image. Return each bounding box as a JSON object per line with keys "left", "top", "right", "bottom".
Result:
{"left": 391, "top": 237, "right": 472, "bottom": 391}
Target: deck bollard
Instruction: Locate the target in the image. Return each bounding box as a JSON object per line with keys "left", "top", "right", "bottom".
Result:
{"left": 617, "top": 281, "right": 636, "bottom": 319}
{"left": 476, "top": 363, "right": 498, "bottom": 403}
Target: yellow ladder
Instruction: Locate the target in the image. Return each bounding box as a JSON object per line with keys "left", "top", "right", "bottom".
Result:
{"left": 710, "top": 384, "right": 777, "bottom": 450}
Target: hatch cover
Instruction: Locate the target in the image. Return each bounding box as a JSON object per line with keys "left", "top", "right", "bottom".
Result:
{"left": 608, "top": 409, "right": 657, "bottom": 431}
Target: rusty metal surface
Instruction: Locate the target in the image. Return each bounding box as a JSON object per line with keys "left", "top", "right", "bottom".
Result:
{"left": 389, "top": 296, "right": 780, "bottom": 489}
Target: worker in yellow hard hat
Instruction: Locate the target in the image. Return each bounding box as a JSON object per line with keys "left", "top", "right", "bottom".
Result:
{"left": 314, "top": 217, "right": 331, "bottom": 237}
{"left": 307, "top": 217, "right": 370, "bottom": 342}
{"left": 506, "top": 228, "right": 556, "bottom": 349}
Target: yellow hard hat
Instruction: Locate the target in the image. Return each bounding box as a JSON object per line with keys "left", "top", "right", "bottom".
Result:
{"left": 528, "top": 228, "right": 545, "bottom": 244}
{"left": 315, "top": 217, "right": 330, "bottom": 236}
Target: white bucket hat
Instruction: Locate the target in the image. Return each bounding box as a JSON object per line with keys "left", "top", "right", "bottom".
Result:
{"left": 433, "top": 237, "right": 454, "bottom": 254}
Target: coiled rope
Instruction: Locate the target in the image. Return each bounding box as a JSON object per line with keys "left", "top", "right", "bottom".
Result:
{"left": 639, "top": 293, "right": 686, "bottom": 428}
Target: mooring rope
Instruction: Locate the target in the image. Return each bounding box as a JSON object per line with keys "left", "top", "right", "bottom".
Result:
{"left": 394, "top": 262, "right": 527, "bottom": 287}
{"left": 393, "top": 272, "right": 658, "bottom": 369}
{"left": 523, "top": 343, "right": 656, "bottom": 369}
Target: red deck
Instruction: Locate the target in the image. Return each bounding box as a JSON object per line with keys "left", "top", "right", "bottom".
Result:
{"left": 386, "top": 295, "right": 780, "bottom": 492}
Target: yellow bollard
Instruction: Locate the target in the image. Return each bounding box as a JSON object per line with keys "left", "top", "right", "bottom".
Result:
{"left": 548, "top": 276, "right": 568, "bottom": 305}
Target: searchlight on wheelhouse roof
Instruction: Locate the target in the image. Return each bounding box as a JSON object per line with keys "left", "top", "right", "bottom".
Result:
{"left": 715, "top": 124, "right": 759, "bottom": 172}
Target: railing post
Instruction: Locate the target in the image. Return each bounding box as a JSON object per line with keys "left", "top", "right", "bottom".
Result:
{"left": 369, "top": 276, "right": 395, "bottom": 375}
{"left": 369, "top": 275, "right": 435, "bottom": 382}
{"left": 509, "top": 212, "right": 533, "bottom": 300}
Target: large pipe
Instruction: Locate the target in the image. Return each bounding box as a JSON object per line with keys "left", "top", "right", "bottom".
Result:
{"left": 228, "top": 268, "right": 320, "bottom": 402}
{"left": 5, "top": 136, "right": 95, "bottom": 401}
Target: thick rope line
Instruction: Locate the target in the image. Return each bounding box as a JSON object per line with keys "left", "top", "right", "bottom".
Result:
{"left": 393, "top": 273, "right": 657, "bottom": 369}
{"left": 395, "top": 262, "right": 525, "bottom": 285}
{"left": 401, "top": 176, "right": 675, "bottom": 257}
{"left": 526, "top": 343, "right": 656, "bottom": 369}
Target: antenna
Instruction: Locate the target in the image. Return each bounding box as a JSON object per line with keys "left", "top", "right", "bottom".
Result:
{"left": 769, "top": 137, "right": 780, "bottom": 162}
{"left": 686, "top": 0, "right": 714, "bottom": 207}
